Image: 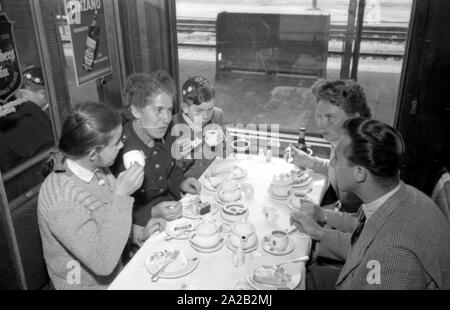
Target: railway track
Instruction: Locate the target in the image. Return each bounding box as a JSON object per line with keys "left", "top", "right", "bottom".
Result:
{"left": 177, "top": 18, "right": 408, "bottom": 42}
{"left": 177, "top": 18, "right": 407, "bottom": 59}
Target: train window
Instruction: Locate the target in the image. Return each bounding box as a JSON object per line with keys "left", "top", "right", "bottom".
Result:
{"left": 176, "top": 0, "right": 413, "bottom": 134}
{"left": 0, "top": 1, "right": 56, "bottom": 184}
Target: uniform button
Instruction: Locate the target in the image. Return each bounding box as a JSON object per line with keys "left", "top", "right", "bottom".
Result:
{"left": 155, "top": 164, "right": 160, "bottom": 169}
{"left": 159, "top": 188, "right": 164, "bottom": 193}
{"left": 153, "top": 151, "right": 158, "bottom": 155}
{"left": 171, "top": 161, "right": 174, "bottom": 166}
{"left": 158, "top": 176, "right": 163, "bottom": 181}
{"left": 140, "top": 189, "right": 145, "bottom": 193}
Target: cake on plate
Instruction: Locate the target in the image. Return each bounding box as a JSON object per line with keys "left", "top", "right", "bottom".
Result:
{"left": 253, "top": 266, "right": 291, "bottom": 287}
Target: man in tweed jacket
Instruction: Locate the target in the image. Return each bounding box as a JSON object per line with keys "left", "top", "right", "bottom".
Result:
{"left": 293, "top": 118, "right": 450, "bottom": 289}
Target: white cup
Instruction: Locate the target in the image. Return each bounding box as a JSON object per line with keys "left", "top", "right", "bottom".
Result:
{"left": 205, "top": 129, "right": 219, "bottom": 146}
{"left": 123, "top": 150, "right": 146, "bottom": 169}
{"left": 268, "top": 230, "right": 289, "bottom": 252}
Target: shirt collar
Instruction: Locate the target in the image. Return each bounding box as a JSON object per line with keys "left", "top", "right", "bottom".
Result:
{"left": 361, "top": 182, "right": 401, "bottom": 220}
{"left": 66, "top": 159, "right": 95, "bottom": 183}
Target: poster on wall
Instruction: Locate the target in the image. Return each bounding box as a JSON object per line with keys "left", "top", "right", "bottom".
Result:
{"left": 0, "top": 11, "right": 22, "bottom": 115}
{"left": 65, "top": 0, "right": 111, "bottom": 86}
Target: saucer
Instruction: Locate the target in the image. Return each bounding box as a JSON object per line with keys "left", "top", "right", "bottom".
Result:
{"left": 190, "top": 237, "right": 225, "bottom": 253}
{"left": 262, "top": 235, "right": 295, "bottom": 256}
{"left": 226, "top": 237, "right": 259, "bottom": 253}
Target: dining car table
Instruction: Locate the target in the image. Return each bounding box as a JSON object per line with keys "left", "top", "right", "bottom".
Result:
{"left": 108, "top": 153, "right": 328, "bottom": 290}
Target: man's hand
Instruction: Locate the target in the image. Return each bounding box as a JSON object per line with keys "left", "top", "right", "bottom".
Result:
{"left": 300, "top": 199, "right": 326, "bottom": 223}
{"left": 152, "top": 201, "right": 182, "bottom": 221}
{"left": 290, "top": 211, "right": 325, "bottom": 241}
{"left": 141, "top": 218, "right": 167, "bottom": 241}
{"left": 180, "top": 177, "right": 202, "bottom": 194}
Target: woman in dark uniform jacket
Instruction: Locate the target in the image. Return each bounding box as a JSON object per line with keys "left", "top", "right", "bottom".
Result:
{"left": 112, "top": 71, "right": 201, "bottom": 245}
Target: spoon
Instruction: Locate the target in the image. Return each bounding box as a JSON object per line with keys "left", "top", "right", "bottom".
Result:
{"left": 263, "top": 256, "right": 310, "bottom": 269}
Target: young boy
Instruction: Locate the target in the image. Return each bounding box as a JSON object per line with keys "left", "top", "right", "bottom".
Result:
{"left": 172, "top": 76, "right": 227, "bottom": 178}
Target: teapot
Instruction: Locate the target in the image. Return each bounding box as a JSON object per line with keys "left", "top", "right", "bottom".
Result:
{"left": 229, "top": 220, "right": 257, "bottom": 250}
{"left": 190, "top": 219, "right": 222, "bottom": 249}
{"left": 218, "top": 181, "right": 242, "bottom": 202}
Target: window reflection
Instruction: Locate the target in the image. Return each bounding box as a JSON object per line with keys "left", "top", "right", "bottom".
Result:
{"left": 0, "top": 1, "right": 54, "bottom": 176}
{"left": 176, "top": 0, "right": 412, "bottom": 133}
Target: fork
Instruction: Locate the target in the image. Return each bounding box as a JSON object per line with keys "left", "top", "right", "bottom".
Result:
{"left": 151, "top": 250, "right": 180, "bottom": 282}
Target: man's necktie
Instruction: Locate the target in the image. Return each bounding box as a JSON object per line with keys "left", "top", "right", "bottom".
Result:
{"left": 351, "top": 213, "right": 366, "bottom": 245}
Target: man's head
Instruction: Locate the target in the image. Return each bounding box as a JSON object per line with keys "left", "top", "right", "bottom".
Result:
{"left": 331, "top": 118, "right": 405, "bottom": 193}
{"left": 181, "top": 76, "right": 215, "bottom": 126}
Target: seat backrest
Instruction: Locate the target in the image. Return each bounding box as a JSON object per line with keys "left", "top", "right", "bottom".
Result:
{"left": 431, "top": 168, "right": 450, "bottom": 223}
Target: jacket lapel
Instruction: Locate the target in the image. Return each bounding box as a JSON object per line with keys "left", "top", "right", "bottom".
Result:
{"left": 336, "top": 182, "right": 408, "bottom": 286}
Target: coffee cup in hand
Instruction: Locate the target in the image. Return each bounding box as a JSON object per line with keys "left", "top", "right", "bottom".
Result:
{"left": 205, "top": 130, "right": 219, "bottom": 146}
{"left": 123, "top": 150, "right": 146, "bottom": 169}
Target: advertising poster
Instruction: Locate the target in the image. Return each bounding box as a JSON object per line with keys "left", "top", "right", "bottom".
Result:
{"left": 65, "top": 0, "right": 111, "bottom": 86}
{"left": 0, "top": 12, "right": 21, "bottom": 107}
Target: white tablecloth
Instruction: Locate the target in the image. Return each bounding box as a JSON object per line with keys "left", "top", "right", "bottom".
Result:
{"left": 108, "top": 154, "right": 327, "bottom": 290}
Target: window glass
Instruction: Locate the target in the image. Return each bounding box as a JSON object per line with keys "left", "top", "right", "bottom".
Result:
{"left": 0, "top": 1, "right": 55, "bottom": 176}
{"left": 176, "top": 0, "right": 413, "bottom": 135}
{"left": 55, "top": 0, "right": 100, "bottom": 106}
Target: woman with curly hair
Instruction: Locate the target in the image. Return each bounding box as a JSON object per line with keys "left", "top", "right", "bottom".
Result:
{"left": 288, "top": 79, "right": 372, "bottom": 217}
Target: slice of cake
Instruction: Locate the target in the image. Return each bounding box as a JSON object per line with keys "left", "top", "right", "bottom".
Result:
{"left": 253, "top": 266, "right": 290, "bottom": 287}
{"left": 198, "top": 202, "right": 211, "bottom": 215}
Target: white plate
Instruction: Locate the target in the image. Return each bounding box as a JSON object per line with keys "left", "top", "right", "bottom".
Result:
{"left": 165, "top": 218, "right": 196, "bottom": 240}
{"left": 211, "top": 165, "right": 247, "bottom": 180}
{"left": 226, "top": 237, "right": 259, "bottom": 253}
{"left": 267, "top": 188, "right": 290, "bottom": 200}
{"left": 216, "top": 191, "right": 243, "bottom": 204}
{"left": 182, "top": 202, "right": 219, "bottom": 219}
{"left": 261, "top": 235, "right": 295, "bottom": 256}
{"left": 145, "top": 245, "right": 199, "bottom": 279}
{"left": 290, "top": 177, "right": 312, "bottom": 188}
{"left": 190, "top": 237, "right": 226, "bottom": 253}
{"left": 202, "top": 176, "right": 224, "bottom": 192}
{"left": 245, "top": 257, "right": 301, "bottom": 290}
